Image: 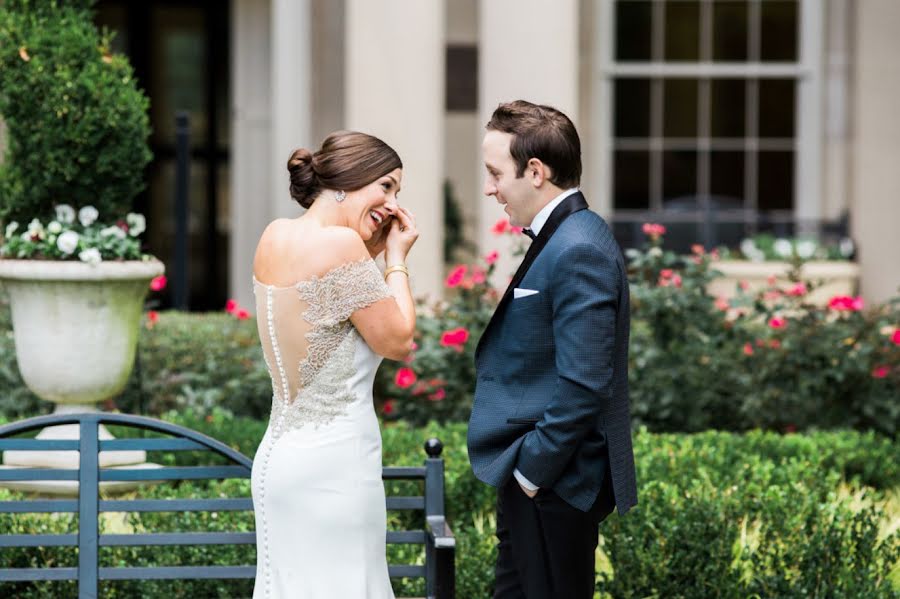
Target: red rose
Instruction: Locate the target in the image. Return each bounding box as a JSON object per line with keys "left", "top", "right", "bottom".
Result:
{"left": 149, "top": 276, "right": 167, "bottom": 292}
{"left": 440, "top": 328, "right": 470, "bottom": 347}
{"left": 225, "top": 299, "right": 239, "bottom": 314}
{"left": 382, "top": 400, "right": 396, "bottom": 415}
{"left": 395, "top": 368, "right": 417, "bottom": 389}
{"left": 235, "top": 309, "right": 251, "bottom": 320}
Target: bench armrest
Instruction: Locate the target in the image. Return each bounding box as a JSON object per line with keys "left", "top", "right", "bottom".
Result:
{"left": 425, "top": 516, "right": 455, "bottom": 598}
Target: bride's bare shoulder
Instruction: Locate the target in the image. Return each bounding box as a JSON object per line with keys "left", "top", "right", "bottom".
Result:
{"left": 254, "top": 220, "right": 369, "bottom": 285}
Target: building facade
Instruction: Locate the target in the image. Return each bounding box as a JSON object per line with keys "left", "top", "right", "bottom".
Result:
{"left": 4, "top": 0, "right": 898, "bottom": 308}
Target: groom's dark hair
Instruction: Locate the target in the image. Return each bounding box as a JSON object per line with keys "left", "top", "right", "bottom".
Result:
{"left": 486, "top": 100, "right": 581, "bottom": 188}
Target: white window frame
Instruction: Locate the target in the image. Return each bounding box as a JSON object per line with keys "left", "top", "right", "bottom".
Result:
{"left": 592, "top": 0, "right": 824, "bottom": 233}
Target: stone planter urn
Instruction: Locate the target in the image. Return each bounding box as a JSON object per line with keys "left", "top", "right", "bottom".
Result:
{"left": 707, "top": 260, "right": 861, "bottom": 307}
{"left": 0, "top": 259, "right": 164, "bottom": 493}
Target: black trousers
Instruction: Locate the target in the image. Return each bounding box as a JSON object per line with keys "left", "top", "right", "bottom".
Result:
{"left": 493, "top": 476, "right": 615, "bottom": 599}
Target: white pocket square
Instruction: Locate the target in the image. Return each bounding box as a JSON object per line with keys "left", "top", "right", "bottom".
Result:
{"left": 513, "top": 288, "right": 539, "bottom": 299}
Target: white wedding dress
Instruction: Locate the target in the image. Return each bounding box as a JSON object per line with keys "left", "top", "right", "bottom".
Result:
{"left": 250, "top": 258, "right": 396, "bottom": 599}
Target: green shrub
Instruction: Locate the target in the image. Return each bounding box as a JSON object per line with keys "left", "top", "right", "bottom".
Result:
{"left": 0, "top": 0, "right": 152, "bottom": 224}
{"left": 2, "top": 416, "right": 896, "bottom": 597}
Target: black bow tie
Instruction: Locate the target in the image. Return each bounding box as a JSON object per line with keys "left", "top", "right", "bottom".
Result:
{"left": 522, "top": 228, "right": 536, "bottom": 240}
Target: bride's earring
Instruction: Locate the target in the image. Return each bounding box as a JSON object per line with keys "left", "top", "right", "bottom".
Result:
{"left": 334, "top": 190, "right": 346, "bottom": 203}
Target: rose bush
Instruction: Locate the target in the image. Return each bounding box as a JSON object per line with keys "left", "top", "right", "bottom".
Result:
{"left": 377, "top": 221, "right": 899, "bottom": 435}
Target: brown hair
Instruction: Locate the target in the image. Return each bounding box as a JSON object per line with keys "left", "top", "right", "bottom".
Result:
{"left": 486, "top": 100, "right": 581, "bottom": 188}
{"left": 286, "top": 130, "right": 402, "bottom": 208}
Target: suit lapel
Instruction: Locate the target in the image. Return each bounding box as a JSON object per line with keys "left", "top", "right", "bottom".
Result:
{"left": 475, "top": 192, "right": 589, "bottom": 359}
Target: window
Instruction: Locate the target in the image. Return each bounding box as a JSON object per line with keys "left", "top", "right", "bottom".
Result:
{"left": 595, "top": 0, "right": 823, "bottom": 248}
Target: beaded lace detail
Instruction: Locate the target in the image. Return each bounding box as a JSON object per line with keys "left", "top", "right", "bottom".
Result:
{"left": 259, "top": 259, "right": 392, "bottom": 437}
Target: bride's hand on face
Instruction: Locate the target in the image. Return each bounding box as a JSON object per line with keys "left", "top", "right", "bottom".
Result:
{"left": 364, "top": 215, "right": 394, "bottom": 259}
{"left": 385, "top": 207, "right": 418, "bottom": 264}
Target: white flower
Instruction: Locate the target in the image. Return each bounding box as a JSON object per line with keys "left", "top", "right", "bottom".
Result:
{"left": 78, "top": 206, "right": 99, "bottom": 227}
{"left": 27, "top": 219, "right": 46, "bottom": 240}
{"left": 773, "top": 239, "right": 793, "bottom": 258}
{"left": 55, "top": 204, "right": 76, "bottom": 224}
{"left": 56, "top": 231, "right": 80, "bottom": 255}
{"left": 78, "top": 248, "right": 102, "bottom": 265}
{"left": 125, "top": 213, "right": 146, "bottom": 237}
{"left": 20, "top": 232, "right": 32, "bottom": 241}
{"left": 47, "top": 221, "right": 63, "bottom": 235}
{"left": 739, "top": 238, "right": 757, "bottom": 258}
{"left": 100, "top": 225, "right": 126, "bottom": 239}
{"left": 4, "top": 221, "right": 18, "bottom": 238}
{"left": 839, "top": 238, "right": 855, "bottom": 258}
{"left": 648, "top": 247, "right": 663, "bottom": 258}
{"left": 746, "top": 248, "right": 766, "bottom": 262}
{"left": 796, "top": 239, "right": 817, "bottom": 260}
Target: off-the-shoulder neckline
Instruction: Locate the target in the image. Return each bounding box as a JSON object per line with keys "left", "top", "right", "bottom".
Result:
{"left": 252, "top": 257, "right": 377, "bottom": 290}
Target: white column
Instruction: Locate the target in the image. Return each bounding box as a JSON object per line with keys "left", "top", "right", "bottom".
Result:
{"left": 795, "top": 0, "right": 825, "bottom": 233}
{"left": 270, "top": 0, "right": 313, "bottom": 222}
{"left": 229, "top": 0, "right": 273, "bottom": 308}
{"left": 850, "top": 0, "right": 900, "bottom": 303}
{"left": 478, "top": 0, "right": 580, "bottom": 284}
{"left": 345, "top": 0, "right": 445, "bottom": 299}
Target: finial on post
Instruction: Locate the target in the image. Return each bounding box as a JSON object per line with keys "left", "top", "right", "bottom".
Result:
{"left": 424, "top": 437, "right": 443, "bottom": 457}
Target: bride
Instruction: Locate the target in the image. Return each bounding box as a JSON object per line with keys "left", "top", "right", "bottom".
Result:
{"left": 250, "top": 130, "right": 418, "bottom": 598}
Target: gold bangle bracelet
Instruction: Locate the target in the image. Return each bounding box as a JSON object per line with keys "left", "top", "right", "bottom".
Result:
{"left": 384, "top": 264, "right": 410, "bottom": 280}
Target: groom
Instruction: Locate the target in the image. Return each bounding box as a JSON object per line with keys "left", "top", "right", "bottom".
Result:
{"left": 467, "top": 100, "right": 637, "bottom": 598}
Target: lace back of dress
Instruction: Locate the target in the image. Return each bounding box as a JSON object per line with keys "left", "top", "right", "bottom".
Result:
{"left": 254, "top": 283, "right": 314, "bottom": 405}
{"left": 252, "top": 258, "right": 394, "bottom": 434}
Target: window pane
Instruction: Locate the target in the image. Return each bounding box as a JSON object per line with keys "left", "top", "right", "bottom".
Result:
{"left": 663, "top": 78, "right": 698, "bottom": 138}
{"left": 760, "top": 1, "right": 798, "bottom": 62}
{"left": 757, "top": 151, "right": 794, "bottom": 210}
{"left": 759, "top": 79, "right": 795, "bottom": 138}
{"left": 664, "top": 1, "right": 700, "bottom": 61}
{"left": 151, "top": 7, "right": 208, "bottom": 146}
{"left": 709, "top": 151, "right": 745, "bottom": 203}
{"left": 662, "top": 150, "right": 698, "bottom": 203}
{"left": 615, "top": 1, "right": 652, "bottom": 61}
{"left": 710, "top": 79, "right": 745, "bottom": 138}
{"left": 614, "top": 78, "right": 651, "bottom": 138}
{"left": 712, "top": 1, "right": 748, "bottom": 61}
{"left": 613, "top": 151, "right": 650, "bottom": 209}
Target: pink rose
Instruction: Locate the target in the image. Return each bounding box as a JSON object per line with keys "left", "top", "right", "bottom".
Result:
{"left": 445, "top": 265, "right": 468, "bottom": 288}
{"left": 149, "top": 276, "right": 167, "bottom": 292}
{"left": 691, "top": 244, "right": 705, "bottom": 255}
{"left": 145, "top": 310, "right": 159, "bottom": 330}
{"left": 382, "top": 400, "right": 396, "bottom": 415}
{"left": 786, "top": 283, "right": 807, "bottom": 297}
{"left": 743, "top": 343, "right": 754, "bottom": 356}
{"left": 225, "top": 299, "right": 239, "bottom": 314}
{"left": 440, "top": 328, "right": 470, "bottom": 347}
{"left": 472, "top": 268, "right": 487, "bottom": 285}
{"left": 428, "top": 388, "right": 446, "bottom": 402}
{"left": 394, "top": 368, "right": 417, "bottom": 389}
{"left": 714, "top": 297, "right": 730, "bottom": 311}
{"left": 485, "top": 250, "right": 499, "bottom": 265}
{"left": 871, "top": 365, "right": 889, "bottom": 379}
{"left": 892, "top": 329, "right": 900, "bottom": 346}
{"left": 491, "top": 218, "right": 510, "bottom": 235}
{"left": 828, "top": 295, "right": 865, "bottom": 312}
{"left": 641, "top": 223, "right": 666, "bottom": 239}
{"left": 235, "top": 309, "right": 251, "bottom": 320}
{"left": 768, "top": 317, "right": 787, "bottom": 330}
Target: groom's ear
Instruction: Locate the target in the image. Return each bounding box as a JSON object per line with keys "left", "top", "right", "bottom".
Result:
{"left": 526, "top": 157, "right": 550, "bottom": 188}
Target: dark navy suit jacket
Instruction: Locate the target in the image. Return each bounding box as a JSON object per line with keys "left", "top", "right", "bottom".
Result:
{"left": 467, "top": 193, "right": 638, "bottom": 514}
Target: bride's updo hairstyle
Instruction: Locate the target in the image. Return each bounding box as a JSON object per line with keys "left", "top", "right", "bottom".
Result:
{"left": 286, "top": 131, "right": 402, "bottom": 209}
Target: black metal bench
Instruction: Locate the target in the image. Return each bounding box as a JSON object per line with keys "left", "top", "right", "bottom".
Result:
{"left": 0, "top": 413, "right": 455, "bottom": 598}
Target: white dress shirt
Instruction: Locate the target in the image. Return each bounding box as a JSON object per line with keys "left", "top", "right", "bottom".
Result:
{"left": 513, "top": 187, "right": 580, "bottom": 493}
